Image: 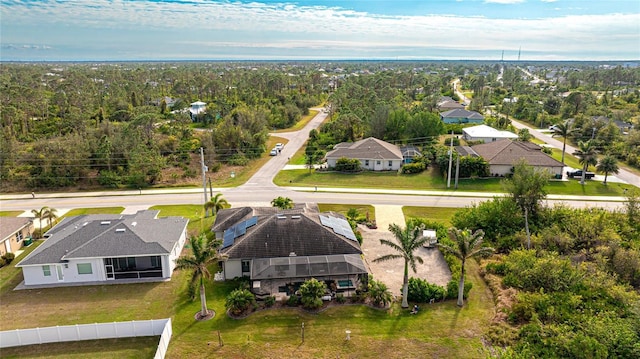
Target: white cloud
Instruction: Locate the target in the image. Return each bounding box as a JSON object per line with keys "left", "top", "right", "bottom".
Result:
{"left": 0, "top": 0, "right": 638, "bottom": 60}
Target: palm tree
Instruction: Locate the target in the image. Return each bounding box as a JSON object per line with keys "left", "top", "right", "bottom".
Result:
{"left": 43, "top": 207, "right": 58, "bottom": 228}
{"left": 175, "top": 234, "right": 227, "bottom": 319}
{"left": 271, "top": 196, "right": 293, "bottom": 210}
{"left": 437, "top": 228, "right": 494, "bottom": 307}
{"left": 573, "top": 140, "right": 598, "bottom": 185}
{"left": 31, "top": 206, "right": 48, "bottom": 238}
{"left": 596, "top": 154, "right": 619, "bottom": 185}
{"left": 374, "top": 222, "right": 429, "bottom": 308}
{"left": 204, "top": 193, "right": 229, "bottom": 217}
{"left": 551, "top": 120, "right": 572, "bottom": 164}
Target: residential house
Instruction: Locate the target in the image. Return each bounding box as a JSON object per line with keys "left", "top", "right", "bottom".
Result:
{"left": 470, "top": 139, "right": 564, "bottom": 177}
{"left": 0, "top": 217, "right": 33, "bottom": 256}
{"left": 212, "top": 203, "right": 368, "bottom": 298}
{"left": 189, "top": 101, "right": 207, "bottom": 120}
{"left": 16, "top": 210, "right": 188, "bottom": 287}
{"left": 325, "top": 137, "right": 403, "bottom": 171}
{"left": 462, "top": 125, "right": 518, "bottom": 143}
{"left": 436, "top": 96, "right": 465, "bottom": 111}
{"left": 440, "top": 109, "right": 484, "bottom": 124}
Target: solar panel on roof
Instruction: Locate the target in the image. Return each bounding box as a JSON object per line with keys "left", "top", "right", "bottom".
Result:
{"left": 319, "top": 215, "right": 330, "bottom": 227}
{"left": 246, "top": 216, "right": 258, "bottom": 228}
{"left": 235, "top": 221, "right": 247, "bottom": 237}
{"left": 222, "top": 230, "right": 235, "bottom": 248}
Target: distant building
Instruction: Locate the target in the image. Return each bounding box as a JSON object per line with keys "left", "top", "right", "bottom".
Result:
{"left": 325, "top": 137, "right": 404, "bottom": 171}
{"left": 440, "top": 109, "right": 484, "bottom": 124}
{"left": 470, "top": 139, "right": 564, "bottom": 177}
{"left": 0, "top": 217, "right": 33, "bottom": 256}
{"left": 462, "top": 125, "right": 518, "bottom": 143}
{"left": 189, "top": 101, "right": 207, "bottom": 120}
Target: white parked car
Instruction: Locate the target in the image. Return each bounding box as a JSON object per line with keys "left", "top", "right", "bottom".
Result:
{"left": 269, "top": 149, "right": 278, "bottom": 156}
{"left": 275, "top": 143, "right": 284, "bottom": 150}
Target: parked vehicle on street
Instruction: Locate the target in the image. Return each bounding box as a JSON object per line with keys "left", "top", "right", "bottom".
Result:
{"left": 269, "top": 149, "right": 278, "bottom": 156}
{"left": 275, "top": 143, "right": 284, "bottom": 151}
{"left": 566, "top": 169, "right": 595, "bottom": 179}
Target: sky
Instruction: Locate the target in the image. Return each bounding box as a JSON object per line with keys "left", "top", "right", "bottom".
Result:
{"left": 1, "top": 0, "right": 639, "bottom": 61}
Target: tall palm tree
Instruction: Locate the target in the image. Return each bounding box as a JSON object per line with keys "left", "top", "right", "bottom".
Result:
{"left": 43, "top": 207, "right": 58, "bottom": 229}
{"left": 204, "top": 193, "right": 229, "bottom": 217}
{"left": 175, "top": 234, "right": 227, "bottom": 319}
{"left": 573, "top": 140, "right": 598, "bottom": 185}
{"left": 552, "top": 120, "right": 573, "bottom": 164}
{"left": 374, "top": 222, "right": 429, "bottom": 308}
{"left": 437, "top": 228, "right": 494, "bottom": 307}
{"left": 31, "top": 206, "right": 48, "bottom": 238}
{"left": 596, "top": 154, "right": 619, "bottom": 185}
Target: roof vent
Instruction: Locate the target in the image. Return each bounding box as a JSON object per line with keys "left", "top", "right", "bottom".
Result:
{"left": 291, "top": 215, "right": 301, "bottom": 219}
{"left": 289, "top": 252, "right": 296, "bottom": 256}
{"left": 131, "top": 222, "right": 137, "bottom": 227}
{"left": 100, "top": 221, "right": 111, "bottom": 225}
{"left": 115, "top": 228, "right": 126, "bottom": 233}
{"left": 277, "top": 215, "right": 286, "bottom": 220}
{"left": 82, "top": 222, "right": 88, "bottom": 226}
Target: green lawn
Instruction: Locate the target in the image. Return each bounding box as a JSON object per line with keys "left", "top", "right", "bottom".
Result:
{"left": 62, "top": 207, "right": 125, "bottom": 217}
{"left": 318, "top": 204, "right": 376, "bottom": 221}
{"left": 0, "top": 337, "right": 159, "bottom": 359}
{"left": 0, "top": 205, "right": 495, "bottom": 358}
{"left": 403, "top": 207, "right": 459, "bottom": 226}
{"left": 149, "top": 204, "right": 216, "bottom": 236}
{"left": 275, "top": 168, "right": 635, "bottom": 196}
{"left": 0, "top": 211, "right": 23, "bottom": 217}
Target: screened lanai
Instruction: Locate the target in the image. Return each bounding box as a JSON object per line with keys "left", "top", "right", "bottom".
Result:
{"left": 251, "top": 254, "right": 367, "bottom": 280}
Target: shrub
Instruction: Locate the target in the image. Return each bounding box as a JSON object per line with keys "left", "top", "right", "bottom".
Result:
{"left": 401, "top": 162, "right": 426, "bottom": 174}
{"left": 264, "top": 296, "right": 276, "bottom": 307}
{"left": 225, "top": 289, "right": 255, "bottom": 315}
{"left": 287, "top": 295, "right": 300, "bottom": 307}
{"left": 334, "top": 157, "right": 361, "bottom": 172}
{"left": 2, "top": 252, "right": 15, "bottom": 264}
{"left": 407, "top": 277, "right": 446, "bottom": 303}
{"left": 299, "top": 278, "right": 326, "bottom": 309}
{"left": 484, "top": 261, "right": 507, "bottom": 276}
{"left": 336, "top": 294, "right": 346, "bottom": 304}
{"left": 368, "top": 278, "right": 393, "bottom": 307}
{"left": 0, "top": 258, "right": 6, "bottom": 268}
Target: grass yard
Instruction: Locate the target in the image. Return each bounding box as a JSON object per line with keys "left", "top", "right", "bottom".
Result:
{"left": 149, "top": 204, "right": 216, "bottom": 236}
{"left": 274, "top": 168, "right": 635, "bottom": 196}
{"left": 0, "top": 337, "right": 160, "bottom": 359}
{"left": 62, "top": 207, "right": 125, "bottom": 217}
{"left": 318, "top": 203, "right": 376, "bottom": 221}
{"left": 403, "top": 206, "right": 460, "bottom": 226}
{"left": 0, "top": 211, "right": 24, "bottom": 217}
{"left": 0, "top": 204, "right": 495, "bottom": 358}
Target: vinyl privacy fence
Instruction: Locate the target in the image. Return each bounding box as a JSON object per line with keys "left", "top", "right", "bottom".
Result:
{"left": 0, "top": 318, "right": 172, "bottom": 359}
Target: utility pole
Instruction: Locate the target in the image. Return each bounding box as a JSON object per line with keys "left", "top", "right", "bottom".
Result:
{"left": 447, "top": 131, "right": 454, "bottom": 188}
{"left": 454, "top": 153, "right": 460, "bottom": 189}
{"left": 200, "top": 147, "right": 208, "bottom": 217}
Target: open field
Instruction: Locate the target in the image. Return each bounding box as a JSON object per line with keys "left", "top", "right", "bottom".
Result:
{"left": 0, "top": 211, "right": 23, "bottom": 217}
{"left": 0, "top": 205, "right": 495, "bottom": 359}
{"left": 62, "top": 207, "right": 125, "bottom": 217}
{"left": 403, "top": 206, "right": 459, "bottom": 226}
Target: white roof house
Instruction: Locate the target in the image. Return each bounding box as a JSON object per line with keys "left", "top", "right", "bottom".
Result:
{"left": 189, "top": 101, "right": 207, "bottom": 116}
{"left": 462, "top": 125, "right": 518, "bottom": 143}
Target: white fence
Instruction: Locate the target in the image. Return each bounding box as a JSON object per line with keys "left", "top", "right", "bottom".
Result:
{"left": 0, "top": 318, "right": 172, "bottom": 359}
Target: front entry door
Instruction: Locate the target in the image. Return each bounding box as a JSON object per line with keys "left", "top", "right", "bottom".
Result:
{"left": 105, "top": 265, "right": 115, "bottom": 280}
{"left": 56, "top": 265, "right": 64, "bottom": 281}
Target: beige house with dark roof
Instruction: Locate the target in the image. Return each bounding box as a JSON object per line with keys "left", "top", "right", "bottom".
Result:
{"left": 212, "top": 203, "right": 368, "bottom": 297}
{"left": 325, "top": 137, "right": 403, "bottom": 171}
{"left": 471, "top": 139, "right": 564, "bottom": 177}
{"left": 0, "top": 217, "right": 33, "bottom": 256}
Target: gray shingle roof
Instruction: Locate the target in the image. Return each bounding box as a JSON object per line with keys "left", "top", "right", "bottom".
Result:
{"left": 325, "top": 137, "right": 402, "bottom": 161}
{"left": 17, "top": 211, "right": 188, "bottom": 266}
{"left": 471, "top": 139, "right": 564, "bottom": 167}
{"left": 440, "top": 109, "right": 484, "bottom": 120}
{"left": 214, "top": 204, "right": 362, "bottom": 259}
{"left": 0, "top": 217, "right": 32, "bottom": 241}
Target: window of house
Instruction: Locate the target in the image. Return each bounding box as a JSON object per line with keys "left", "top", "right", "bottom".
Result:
{"left": 150, "top": 256, "right": 161, "bottom": 268}
{"left": 15, "top": 232, "right": 23, "bottom": 242}
{"left": 42, "top": 265, "right": 51, "bottom": 276}
{"left": 241, "top": 260, "right": 250, "bottom": 273}
{"left": 77, "top": 263, "right": 92, "bottom": 275}
{"left": 365, "top": 160, "right": 369, "bottom": 166}
{"left": 376, "top": 160, "right": 381, "bottom": 165}
{"left": 388, "top": 161, "right": 393, "bottom": 167}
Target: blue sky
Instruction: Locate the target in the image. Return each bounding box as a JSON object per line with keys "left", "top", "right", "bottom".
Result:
{"left": 1, "top": 0, "right": 639, "bottom": 61}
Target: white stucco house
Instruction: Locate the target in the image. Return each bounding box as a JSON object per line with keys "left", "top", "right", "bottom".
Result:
{"left": 16, "top": 210, "right": 188, "bottom": 287}
{"left": 325, "top": 137, "right": 403, "bottom": 171}
{"left": 189, "top": 101, "right": 207, "bottom": 119}
{"left": 470, "top": 139, "right": 564, "bottom": 177}
{"left": 462, "top": 125, "right": 518, "bottom": 143}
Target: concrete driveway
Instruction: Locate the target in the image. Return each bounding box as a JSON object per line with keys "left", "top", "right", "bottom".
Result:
{"left": 360, "top": 205, "right": 452, "bottom": 298}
